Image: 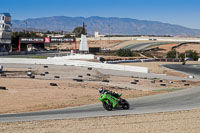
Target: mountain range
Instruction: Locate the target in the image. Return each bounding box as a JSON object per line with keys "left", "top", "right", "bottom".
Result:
{"left": 12, "top": 16, "right": 200, "bottom": 36}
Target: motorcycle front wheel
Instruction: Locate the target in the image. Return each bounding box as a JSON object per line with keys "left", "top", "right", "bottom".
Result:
{"left": 121, "top": 99, "right": 130, "bottom": 110}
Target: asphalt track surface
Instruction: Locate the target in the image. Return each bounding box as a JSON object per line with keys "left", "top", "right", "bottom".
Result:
{"left": 124, "top": 42, "right": 176, "bottom": 50}
{"left": 163, "top": 64, "right": 200, "bottom": 79}
{"left": 1, "top": 86, "right": 200, "bottom": 122}
{"left": 1, "top": 63, "right": 200, "bottom": 122}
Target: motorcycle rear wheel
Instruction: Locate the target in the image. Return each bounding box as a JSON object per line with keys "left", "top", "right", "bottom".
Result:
{"left": 102, "top": 101, "right": 113, "bottom": 111}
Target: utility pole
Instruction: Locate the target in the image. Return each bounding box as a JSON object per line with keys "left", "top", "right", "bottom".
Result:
{"left": 108, "top": 24, "right": 110, "bottom": 44}
{"left": 24, "top": 20, "right": 27, "bottom": 33}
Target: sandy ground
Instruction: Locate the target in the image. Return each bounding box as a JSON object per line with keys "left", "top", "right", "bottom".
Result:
{"left": 0, "top": 64, "right": 161, "bottom": 114}
{"left": 149, "top": 43, "right": 200, "bottom": 55}
{"left": 54, "top": 40, "right": 123, "bottom": 50}
{"left": 0, "top": 62, "right": 199, "bottom": 114}
{"left": 51, "top": 40, "right": 158, "bottom": 51}
{"left": 0, "top": 78, "right": 162, "bottom": 114}
{"left": 0, "top": 63, "right": 199, "bottom": 114}
{"left": 109, "top": 40, "right": 157, "bottom": 50}
{"left": 1, "top": 109, "right": 200, "bottom": 133}
{"left": 176, "top": 43, "right": 200, "bottom": 53}
{"left": 149, "top": 43, "right": 178, "bottom": 53}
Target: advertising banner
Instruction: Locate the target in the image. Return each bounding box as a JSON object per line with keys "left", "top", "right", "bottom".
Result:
{"left": 50, "top": 37, "right": 75, "bottom": 43}
{"left": 20, "top": 38, "right": 44, "bottom": 43}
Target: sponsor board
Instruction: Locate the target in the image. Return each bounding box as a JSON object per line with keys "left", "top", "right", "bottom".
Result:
{"left": 50, "top": 37, "right": 75, "bottom": 43}
{"left": 20, "top": 38, "right": 44, "bottom": 43}
{"left": 20, "top": 37, "right": 75, "bottom": 43}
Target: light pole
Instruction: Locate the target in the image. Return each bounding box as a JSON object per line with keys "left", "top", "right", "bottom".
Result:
{"left": 108, "top": 24, "right": 110, "bottom": 44}
{"left": 24, "top": 20, "right": 27, "bottom": 33}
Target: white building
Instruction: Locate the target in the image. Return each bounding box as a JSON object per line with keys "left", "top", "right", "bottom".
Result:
{"left": 0, "top": 13, "right": 12, "bottom": 52}
{"left": 94, "top": 31, "right": 104, "bottom": 38}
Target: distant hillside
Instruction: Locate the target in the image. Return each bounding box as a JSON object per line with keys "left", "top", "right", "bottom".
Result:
{"left": 12, "top": 16, "right": 200, "bottom": 36}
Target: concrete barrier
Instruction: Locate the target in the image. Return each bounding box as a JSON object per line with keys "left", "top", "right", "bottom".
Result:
{"left": 0, "top": 58, "right": 149, "bottom": 73}
{"left": 48, "top": 54, "right": 95, "bottom": 60}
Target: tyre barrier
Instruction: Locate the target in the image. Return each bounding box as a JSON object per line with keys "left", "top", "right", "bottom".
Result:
{"left": 131, "top": 82, "right": 137, "bottom": 84}
{"left": 76, "top": 79, "right": 83, "bottom": 82}
{"left": 134, "top": 80, "right": 139, "bottom": 82}
{"left": 159, "top": 80, "right": 163, "bottom": 82}
{"left": 189, "top": 75, "right": 194, "bottom": 79}
{"left": 45, "top": 72, "right": 49, "bottom": 74}
{"left": 73, "top": 79, "right": 83, "bottom": 82}
{"left": 30, "top": 75, "right": 35, "bottom": 79}
{"left": 54, "top": 76, "right": 60, "bottom": 78}
{"left": 0, "top": 86, "right": 7, "bottom": 90}
{"left": 40, "top": 73, "right": 45, "bottom": 76}
{"left": 27, "top": 71, "right": 32, "bottom": 76}
{"left": 78, "top": 75, "right": 83, "bottom": 78}
{"left": 88, "top": 67, "right": 92, "bottom": 70}
{"left": 50, "top": 83, "right": 58, "bottom": 86}
{"left": 184, "top": 84, "right": 190, "bottom": 86}
{"left": 102, "top": 80, "right": 109, "bottom": 83}
{"left": 87, "top": 74, "right": 91, "bottom": 76}
{"left": 44, "top": 66, "right": 48, "bottom": 68}
{"left": 160, "top": 84, "right": 166, "bottom": 86}
{"left": 1, "top": 74, "right": 6, "bottom": 77}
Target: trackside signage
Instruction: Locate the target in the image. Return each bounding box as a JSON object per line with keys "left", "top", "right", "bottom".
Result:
{"left": 50, "top": 37, "right": 75, "bottom": 43}
{"left": 20, "top": 37, "right": 75, "bottom": 43}
{"left": 20, "top": 38, "right": 44, "bottom": 43}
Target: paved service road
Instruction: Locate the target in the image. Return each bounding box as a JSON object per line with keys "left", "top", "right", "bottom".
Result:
{"left": 1, "top": 86, "right": 200, "bottom": 122}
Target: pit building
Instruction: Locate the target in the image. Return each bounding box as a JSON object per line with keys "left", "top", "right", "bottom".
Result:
{"left": 0, "top": 13, "right": 12, "bottom": 52}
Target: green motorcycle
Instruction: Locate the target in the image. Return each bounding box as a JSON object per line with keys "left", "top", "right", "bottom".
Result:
{"left": 99, "top": 93, "right": 130, "bottom": 111}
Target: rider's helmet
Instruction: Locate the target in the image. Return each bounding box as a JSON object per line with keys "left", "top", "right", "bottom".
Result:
{"left": 99, "top": 87, "right": 105, "bottom": 94}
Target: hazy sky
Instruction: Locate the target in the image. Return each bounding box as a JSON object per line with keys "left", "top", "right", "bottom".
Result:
{"left": 1, "top": 0, "right": 200, "bottom": 29}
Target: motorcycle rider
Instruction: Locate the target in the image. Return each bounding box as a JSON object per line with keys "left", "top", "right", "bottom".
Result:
{"left": 99, "top": 87, "right": 121, "bottom": 99}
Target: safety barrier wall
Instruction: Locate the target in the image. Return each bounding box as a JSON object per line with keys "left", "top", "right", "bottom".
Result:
{"left": 0, "top": 58, "right": 149, "bottom": 73}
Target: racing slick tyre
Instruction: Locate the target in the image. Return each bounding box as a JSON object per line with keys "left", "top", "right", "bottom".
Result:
{"left": 121, "top": 99, "right": 130, "bottom": 110}
{"left": 102, "top": 101, "right": 113, "bottom": 111}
